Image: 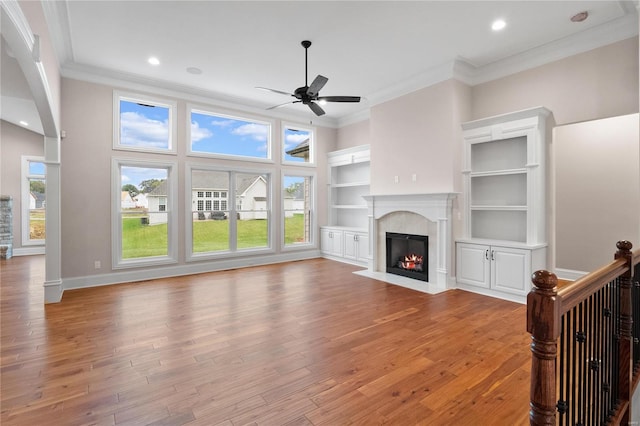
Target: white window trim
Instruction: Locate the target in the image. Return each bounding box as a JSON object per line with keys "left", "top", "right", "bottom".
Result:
{"left": 113, "top": 91, "right": 178, "bottom": 154}
{"left": 112, "top": 158, "right": 178, "bottom": 269}
{"left": 21, "top": 155, "right": 45, "bottom": 246}
{"left": 282, "top": 122, "right": 315, "bottom": 166}
{"left": 281, "top": 169, "right": 316, "bottom": 251}
{"left": 186, "top": 104, "right": 274, "bottom": 163}
{"left": 185, "top": 163, "right": 275, "bottom": 262}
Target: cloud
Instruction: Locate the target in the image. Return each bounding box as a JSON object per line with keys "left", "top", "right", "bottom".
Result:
{"left": 285, "top": 132, "right": 309, "bottom": 150}
{"left": 120, "top": 112, "right": 169, "bottom": 148}
{"left": 232, "top": 123, "right": 269, "bottom": 142}
{"left": 191, "top": 121, "right": 213, "bottom": 142}
{"left": 210, "top": 119, "right": 236, "bottom": 128}
{"left": 121, "top": 174, "right": 130, "bottom": 182}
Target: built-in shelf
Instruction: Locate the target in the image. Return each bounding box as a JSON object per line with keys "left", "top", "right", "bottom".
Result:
{"left": 457, "top": 106, "right": 551, "bottom": 303}
{"left": 322, "top": 145, "right": 371, "bottom": 266}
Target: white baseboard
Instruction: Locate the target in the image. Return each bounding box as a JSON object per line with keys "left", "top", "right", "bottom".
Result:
{"left": 63, "top": 250, "right": 322, "bottom": 291}
{"left": 12, "top": 246, "right": 45, "bottom": 256}
{"left": 44, "top": 279, "right": 63, "bottom": 303}
{"left": 554, "top": 268, "right": 588, "bottom": 281}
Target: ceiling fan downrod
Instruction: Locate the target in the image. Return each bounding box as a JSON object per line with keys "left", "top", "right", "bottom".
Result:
{"left": 302, "top": 40, "right": 311, "bottom": 88}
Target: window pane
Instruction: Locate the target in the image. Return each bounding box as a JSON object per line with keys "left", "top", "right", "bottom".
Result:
{"left": 119, "top": 99, "right": 171, "bottom": 150}
{"left": 120, "top": 166, "right": 168, "bottom": 259}
{"left": 29, "top": 161, "right": 45, "bottom": 175}
{"left": 190, "top": 110, "right": 270, "bottom": 159}
{"left": 28, "top": 177, "right": 46, "bottom": 241}
{"left": 192, "top": 169, "right": 230, "bottom": 253}
{"left": 283, "top": 175, "right": 311, "bottom": 245}
{"left": 236, "top": 172, "right": 269, "bottom": 249}
{"left": 284, "top": 126, "right": 312, "bottom": 163}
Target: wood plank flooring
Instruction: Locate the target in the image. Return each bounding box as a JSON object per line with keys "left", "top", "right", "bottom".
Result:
{"left": 1, "top": 256, "right": 531, "bottom": 425}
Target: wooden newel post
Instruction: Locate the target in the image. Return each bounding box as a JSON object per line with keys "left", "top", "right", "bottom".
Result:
{"left": 527, "top": 270, "right": 560, "bottom": 426}
{"left": 614, "top": 240, "right": 633, "bottom": 425}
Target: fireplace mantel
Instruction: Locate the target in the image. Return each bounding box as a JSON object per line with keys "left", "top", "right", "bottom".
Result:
{"left": 358, "top": 193, "right": 458, "bottom": 294}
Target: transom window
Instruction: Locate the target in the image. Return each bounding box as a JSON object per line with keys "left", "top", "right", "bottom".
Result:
{"left": 283, "top": 124, "right": 314, "bottom": 164}
{"left": 113, "top": 92, "right": 177, "bottom": 154}
{"left": 188, "top": 107, "right": 271, "bottom": 160}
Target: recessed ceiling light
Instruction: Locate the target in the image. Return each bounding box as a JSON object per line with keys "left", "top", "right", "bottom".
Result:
{"left": 492, "top": 19, "right": 506, "bottom": 31}
{"left": 148, "top": 57, "right": 160, "bottom": 66}
{"left": 186, "top": 67, "right": 202, "bottom": 75}
{"left": 570, "top": 11, "right": 589, "bottom": 22}
{"left": 19, "top": 120, "right": 29, "bottom": 126}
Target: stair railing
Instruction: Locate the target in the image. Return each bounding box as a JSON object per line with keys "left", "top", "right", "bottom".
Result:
{"left": 527, "top": 241, "right": 640, "bottom": 425}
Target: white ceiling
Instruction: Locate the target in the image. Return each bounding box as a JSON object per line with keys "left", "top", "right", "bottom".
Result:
{"left": 3, "top": 1, "right": 638, "bottom": 132}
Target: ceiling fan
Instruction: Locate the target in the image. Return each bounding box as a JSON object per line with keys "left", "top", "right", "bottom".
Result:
{"left": 257, "top": 40, "right": 361, "bottom": 116}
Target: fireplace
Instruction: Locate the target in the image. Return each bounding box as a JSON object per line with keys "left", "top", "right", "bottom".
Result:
{"left": 357, "top": 193, "right": 457, "bottom": 294}
{"left": 386, "top": 232, "right": 428, "bottom": 281}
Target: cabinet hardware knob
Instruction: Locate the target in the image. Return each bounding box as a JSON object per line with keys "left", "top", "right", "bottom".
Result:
{"left": 485, "top": 250, "right": 489, "bottom": 260}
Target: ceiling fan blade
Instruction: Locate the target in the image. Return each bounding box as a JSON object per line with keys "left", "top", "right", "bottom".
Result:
{"left": 318, "top": 96, "right": 361, "bottom": 103}
{"left": 307, "top": 75, "right": 328, "bottom": 97}
{"left": 308, "top": 102, "right": 325, "bottom": 116}
{"left": 256, "top": 86, "right": 294, "bottom": 97}
{"left": 266, "top": 100, "right": 301, "bottom": 110}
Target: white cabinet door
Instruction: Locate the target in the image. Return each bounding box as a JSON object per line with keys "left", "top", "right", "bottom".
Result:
{"left": 456, "top": 243, "right": 491, "bottom": 288}
{"left": 320, "top": 227, "right": 343, "bottom": 257}
{"left": 343, "top": 231, "right": 370, "bottom": 263}
{"left": 491, "top": 246, "right": 530, "bottom": 296}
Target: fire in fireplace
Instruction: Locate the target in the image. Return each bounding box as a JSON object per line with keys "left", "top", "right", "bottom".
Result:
{"left": 386, "top": 232, "right": 428, "bottom": 282}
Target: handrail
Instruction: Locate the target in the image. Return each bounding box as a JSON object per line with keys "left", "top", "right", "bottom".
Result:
{"left": 528, "top": 240, "right": 637, "bottom": 425}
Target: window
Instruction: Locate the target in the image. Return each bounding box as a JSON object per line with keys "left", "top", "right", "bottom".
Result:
{"left": 283, "top": 173, "right": 315, "bottom": 246}
{"left": 236, "top": 172, "right": 270, "bottom": 250}
{"left": 189, "top": 168, "right": 230, "bottom": 254}
{"left": 113, "top": 159, "right": 177, "bottom": 268}
{"left": 188, "top": 107, "right": 271, "bottom": 160}
{"left": 186, "top": 166, "right": 272, "bottom": 260}
{"left": 283, "top": 124, "right": 314, "bottom": 164}
{"left": 206, "top": 191, "right": 212, "bottom": 198}
{"left": 21, "top": 157, "right": 46, "bottom": 246}
{"left": 114, "top": 92, "right": 177, "bottom": 154}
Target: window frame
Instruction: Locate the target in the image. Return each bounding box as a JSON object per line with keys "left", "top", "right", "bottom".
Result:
{"left": 113, "top": 91, "right": 178, "bottom": 154}
{"left": 112, "top": 158, "right": 178, "bottom": 269}
{"left": 282, "top": 122, "right": 315, "bottom": 166}
{"left": 281, "top": 169, "right": 316, "bottom": 251}
{"left": 21, "top": 156, "right": 46, "bottom": 247}
{"left": 187, "top": 104, "right": 274, "bottom": 162}
{"left": 185, "top": 163, "right": 275, "bottom": 262}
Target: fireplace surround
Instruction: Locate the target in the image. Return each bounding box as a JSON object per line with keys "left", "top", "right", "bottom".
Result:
{"left": 357, "top": 193, "right": 457, "bottom": 294}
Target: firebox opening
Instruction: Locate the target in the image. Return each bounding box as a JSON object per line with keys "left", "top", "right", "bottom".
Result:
{"left": 385, "top": 232, "right": 429, "bottom": 282}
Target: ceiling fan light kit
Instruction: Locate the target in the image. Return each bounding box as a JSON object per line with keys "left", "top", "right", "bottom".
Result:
{"left": 258, "top": 40, "right": 361, "bottom": 116}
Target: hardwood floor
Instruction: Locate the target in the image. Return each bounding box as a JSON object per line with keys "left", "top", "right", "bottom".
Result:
{"left": 1, "top": 255, "right": 531, "bottom": 425}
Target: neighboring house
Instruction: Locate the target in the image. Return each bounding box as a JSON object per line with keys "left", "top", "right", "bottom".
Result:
{"left": 146, "top": 174, "right": 267, "bottom": 224}
{"left": 283, "top": 182, "right": 305, "bottom": 217}
{"left": 121, "top": 191, "right": 137, "bottom": 209}
{"left": 146, "top": 182, "right": 168, "bottom": 225}
{"left": 134, "top": 193, "right": 148, "bottom": 209}
{"left": 286, "top": 138, "right": 309, "bottom": 161}
{"left": 29, "top": 192, "right": 46, "bottom": 209}
{"left": 236, "top": 175, "right": 267, "bottom": 220}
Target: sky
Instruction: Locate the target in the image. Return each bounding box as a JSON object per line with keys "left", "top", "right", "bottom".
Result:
{"left": 120, "top": 100, "right": 311, "bottom": 162}
{"left": 120, "top": 101, "right": 312, "bottom": 189}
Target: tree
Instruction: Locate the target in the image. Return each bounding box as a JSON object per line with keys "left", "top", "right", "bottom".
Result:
{"left": 30, "top": 180, "right": 46, "bottom": 194}
{"left": 121, "top": 184, "right": 139, "bottom": 197}
{"left": 138, "top": 179, "right": 162, "bottom": 194}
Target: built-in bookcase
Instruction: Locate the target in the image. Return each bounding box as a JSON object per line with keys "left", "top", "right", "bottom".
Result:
{"left": 321, "top": 145, "right": 370, "bottom": 266}
{"left": 456, "top": 107, "right": 551, "bottom": 303}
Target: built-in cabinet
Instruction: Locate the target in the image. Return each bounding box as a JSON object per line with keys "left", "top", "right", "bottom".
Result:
{"left": 321, "top": 145, "right": 370, "bottom": 266}
{"left": 456, "top": 107, "right": 550, "bottom": 302}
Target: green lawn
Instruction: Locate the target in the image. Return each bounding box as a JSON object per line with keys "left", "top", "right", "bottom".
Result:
{"left": 122, "top": 214, "right": 305, "bottom": 259}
